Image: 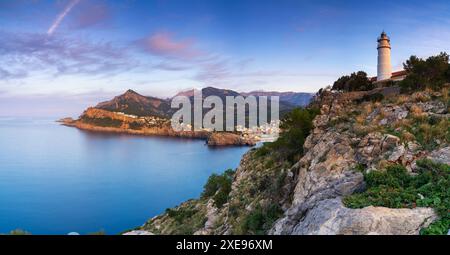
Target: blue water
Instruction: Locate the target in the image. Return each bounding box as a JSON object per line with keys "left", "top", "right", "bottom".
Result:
{"left": 0, "top": 117, "right": 249, "bottom": 235}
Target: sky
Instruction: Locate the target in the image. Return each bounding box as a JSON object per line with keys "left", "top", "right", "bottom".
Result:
{"left": 0, "top": 0, "right": 450, "bottom": 117}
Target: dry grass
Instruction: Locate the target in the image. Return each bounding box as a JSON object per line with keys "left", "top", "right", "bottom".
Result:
{"left": 401, "top": 130, "right": 416, "bottom": 142}
{"left": 396, "top": 95, "right": 410, "bottom": 104}
{"left": 363, "top": 102, "right": 373, "bottom": 115}
{"left": 392, "top": 118, "right": 412, "bottom": 129}
{"left": 410, "top": 105, "right": 426, "bottom": 118}
{"left": 441, "top": 86, "right": 448, "bottom": 102}
{"left": 355, "top": 115, "right": 365, "bottom": 125}
{"left": 412, "top": 91, "right": 431, "bottom": 102}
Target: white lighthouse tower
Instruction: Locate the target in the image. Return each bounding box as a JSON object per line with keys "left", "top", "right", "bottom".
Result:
{"left": 377, "top": 31, "right": 392, "bottom": 81}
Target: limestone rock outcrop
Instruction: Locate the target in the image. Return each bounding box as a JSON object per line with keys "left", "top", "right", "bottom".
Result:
{"left": 122, "top": 230, "right": 154, "bottom": 235}
{"left": 428, "top": 147, "right": 450, "bottom": 165}
{"left": 270, "top": 89, "right": 445, "bottom": 235}
{"left": 290, "top": 198, "right": 436, "bottom": 235}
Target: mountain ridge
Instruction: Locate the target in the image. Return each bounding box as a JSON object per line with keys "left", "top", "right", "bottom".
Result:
{"left": 93, "top": 86, "right": 313, "bottom": 118}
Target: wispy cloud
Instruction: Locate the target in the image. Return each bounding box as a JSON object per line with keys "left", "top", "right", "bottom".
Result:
{"left": 0, "top": 67, "right": 27, "bottom": 80}
{"left": 0, "top": 31, "right": 136, "bottom": 78}
{"left": 47, "top": 0, "right": 81, "bottom": 35}
{"left": 136, "top": 31, "right": 325, "bottom": 88}
{"left": 152, "top": 61, "right": 191, "bottom": 71}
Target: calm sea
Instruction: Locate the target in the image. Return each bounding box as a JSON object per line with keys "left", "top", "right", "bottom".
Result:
{"left": 0, "top": 117, "right": 249, "bottom": 234}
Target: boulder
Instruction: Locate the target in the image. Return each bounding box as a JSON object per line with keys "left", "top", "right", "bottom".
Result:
{"left": 122, "top": 230, "right": 154, "bottom": 235}
{"left": 378, "top": 105, "right": 408, "bottom": 125}
{"left": 388, "top": 145, "right": 405, "bottom": 162}
{"left": 427, "top": 147, "right": 450, "bottom": 165}
{"left": 291, "top": 198, "right": 436, "bottom": 235}
{"left": 416, "top": 101, "right": 446, "bottom": 114}
{"left": 270, "top": 131, "right": 365, "bottom": 235}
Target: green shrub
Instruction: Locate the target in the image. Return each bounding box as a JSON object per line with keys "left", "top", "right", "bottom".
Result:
{"left": 256, "top": 107, "right": 319, "bottom": 163}
{"left": 202, "top": 169, "right": 235, "bottom": 208}
{"left": 80, "top": 116, "right": 123, "bottom": 127}
{"left": 166, "top": 208, "right": 198, "bottom": 223}
{"left": 163, "top": 205, "right": 208, "bottom": 235}
{"left": 400, "top": 52, "right": 450, "bottom": 92}
{"left": 420, "top": 218, "right": 450, "bottom": 235}
{"left": 254, "top": 144, "right": 271, "bottom": 157}
{"left": 343, "top": 160, "right": 450, "bottom": 235}
{"left": 331, "top": 71, "right": 374, "bottom": 92}
{"left": 241, "top": 204, "right": 283, "bottom": 235}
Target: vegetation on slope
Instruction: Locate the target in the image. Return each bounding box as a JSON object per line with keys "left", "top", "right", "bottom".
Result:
{"left": 344, "top": 159, "right": 450, "bottom": 235}
{"left": 141, "top": 52, "right": 449, "bottom": 235}
{"left": 201, "top": 169, "right": 235, "bottom": 208}
{"left": 330, "top": 52, "right": 450, "bottom": 93}
{"left": 255, "top": 107, "right": 319, "bottom": 163}
{"left": 400, "top": 52, "right": 450, "bottom": 92}
{"left": 80, "top": 116, "right": 123, "bottom": 128}
{"left": 331, "top": 71, "right": 374, "bottom": 92}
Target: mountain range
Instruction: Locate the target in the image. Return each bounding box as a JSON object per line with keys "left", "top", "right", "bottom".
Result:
{"left": 95, "top": 87, "right": 314, "bottom": 118}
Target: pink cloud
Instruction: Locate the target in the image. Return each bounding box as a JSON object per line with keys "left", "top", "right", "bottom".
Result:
{"left": 138, "top": 32, "right": 203, "bottom": 60}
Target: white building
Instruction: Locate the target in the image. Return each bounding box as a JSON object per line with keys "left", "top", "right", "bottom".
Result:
{"left": 377, "top": 31, "right": 392, "bottom": 81}
{"left": 371, "top": 32, "right": 407, "bottom": 83}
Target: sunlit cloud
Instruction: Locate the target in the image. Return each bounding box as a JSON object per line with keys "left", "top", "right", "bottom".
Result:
{"left": 137, "top": 32, "right": 204, "bottom": 61}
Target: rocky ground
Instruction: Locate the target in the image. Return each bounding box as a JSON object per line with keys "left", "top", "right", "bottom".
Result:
{"left": 132, "top": 86, "right": 449, "bottom": 235}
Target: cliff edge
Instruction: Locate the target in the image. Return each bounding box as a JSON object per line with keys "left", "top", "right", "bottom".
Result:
{"left": 136, "top": 85, "right": 449, "bottom": 235}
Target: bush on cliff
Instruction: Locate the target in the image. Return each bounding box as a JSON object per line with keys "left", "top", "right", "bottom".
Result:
{"left": 256, "top": 107, "right": 319, "bottom": 163}
{"left": 331, "top": 71, "right": 374, "bottom": 92}
{"left": 241, "top": 204, "right": 283, "bottom": 235}
{"left": 400, "top": 52, "right": 450, "bottom": 92}
{"left": 344, "top": 159, "right": 450, "bottom": 235}
{"left": 201, "top": 169, "right": 235, "bottom": 208}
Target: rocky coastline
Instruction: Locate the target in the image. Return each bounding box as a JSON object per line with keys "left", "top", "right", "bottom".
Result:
{"left": 58, "top": 108, "right": 256, "bottom": 147}
{"left": 135, "top": 86, "right": 449, "bottom": 235}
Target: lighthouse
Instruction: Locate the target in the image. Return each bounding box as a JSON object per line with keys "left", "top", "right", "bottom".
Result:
{"left": 377, "top": 31, "right": 392, "bottom": 81}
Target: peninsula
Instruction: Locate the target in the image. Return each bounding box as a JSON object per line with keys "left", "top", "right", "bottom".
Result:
{"left": 59, "top": 87, "right": 313, "bottom": 146}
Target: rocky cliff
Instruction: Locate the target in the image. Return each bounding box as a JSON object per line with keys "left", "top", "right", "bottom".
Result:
{"left": 136, "top": 86, "right": 449, "bottom": 235}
